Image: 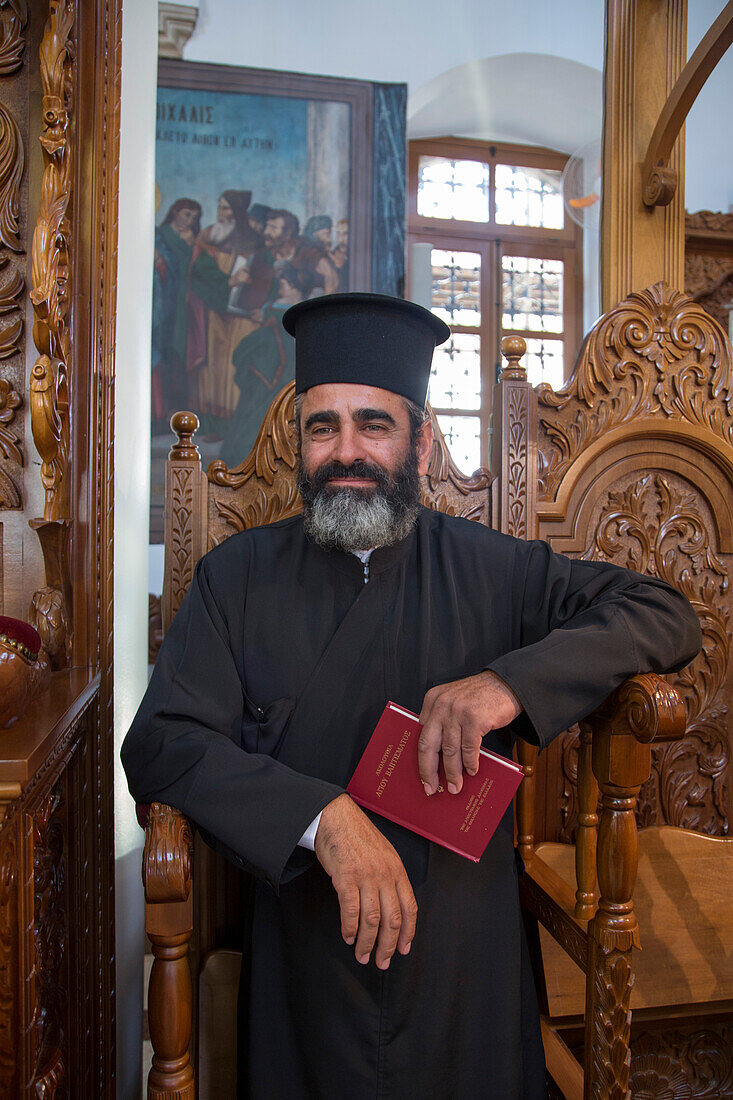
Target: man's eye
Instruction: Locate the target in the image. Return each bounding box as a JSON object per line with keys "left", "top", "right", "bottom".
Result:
{"left": 311, "top": 425, "right": 334, "bottom": 436}
{"left": 363, "top": 423, "right": 387, "bottom": 433}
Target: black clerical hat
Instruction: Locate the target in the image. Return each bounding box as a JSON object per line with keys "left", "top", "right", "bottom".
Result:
{"left": 283, "top": 292, "right": 450, "bottom": 408}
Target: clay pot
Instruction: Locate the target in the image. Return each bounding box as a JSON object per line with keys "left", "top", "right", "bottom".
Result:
{"left": 0, "top": 616, "right": 49, "bottom": 729}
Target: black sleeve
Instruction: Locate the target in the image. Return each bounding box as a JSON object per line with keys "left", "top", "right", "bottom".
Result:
{"left": 120, "top": 557, "right": 343, "bottom": 891}
{"left": 486, "top": 540, "right": 702, "bottom": 749}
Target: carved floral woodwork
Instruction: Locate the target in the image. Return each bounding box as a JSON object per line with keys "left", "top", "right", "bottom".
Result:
{"left": 30, "top": 0, "right": 75, "bottom": 522}
{"left": 143, "top": 802, "right": 192, "bottom": 905}
{"left": 0, "top": 374, "right": 20, "bottom": 507}
{"left": 687, "top": 210, "right": 733, "bottom": 235}
{"left": 0, "top": 216, "right": 25, "bottom": 509}
{"left": 581, "top": 474, "right": 730, "bottom": 836}
{"left": 632, "top": 1023, "right": 733, "bottom": 1099}
{"left": 29, "top": 585, "right": 69, "bottom": 668}
{"left": 28, "top": 518, "right": 71, "bottom": 667}
{"left": 685, "top": 211, "right": 733, "bottom": 333}
{"left": 537, "top": 283, "right": 730, "bottom": 503}
{"left": 31, "top": 783, "right": 66, "bottom": 1093}
{"left": 0, "top": 820, "right": 16, "bottom": 1094}
{"left": 0, "top": 1, "right": 27, "bottom": 78}
{"left": 0, "top": 99, "right": 23, "bottom": 252}
{"left": 492, "top": 336, "right": 536, "bottom": 540}
{"left": 588, "top": 949, "right": 633, "bottom": 1100}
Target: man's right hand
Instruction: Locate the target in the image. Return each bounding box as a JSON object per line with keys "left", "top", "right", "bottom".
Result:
{"left": 314, "top": 793, "right": 417, "bottom": 970}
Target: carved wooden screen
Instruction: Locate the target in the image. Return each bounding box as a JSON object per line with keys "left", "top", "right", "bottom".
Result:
{"left": 532, "top": 282, "right": 732, "bottom": 842}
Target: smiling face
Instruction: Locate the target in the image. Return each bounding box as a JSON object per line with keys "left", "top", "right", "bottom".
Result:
{"left": 299, "top": 383, "right": 431, "bottom": 487}
{"left": 297, "top": 383, "right": 432, "bottom": 552}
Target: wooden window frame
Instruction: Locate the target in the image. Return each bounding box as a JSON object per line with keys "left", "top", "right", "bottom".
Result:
{"left": 408, "top": 138, "right": 583, "bottom": 471}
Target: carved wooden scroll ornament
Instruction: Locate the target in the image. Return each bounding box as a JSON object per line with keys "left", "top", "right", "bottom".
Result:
{"left": 30, "top": 0, "right": 74, "bottom": 521}
{"left": 584, "top": 475, "right": 730, "bottom": 835}
{"left": 537, "top": 283, "right": 731, "bottom": 502}
{"left": 0, "top": 375, "right": 20, "bottom": 505}
{"left": 143, "top": 802, "right": 193, "bottom": 905}
{"left": 0, "top": 1, "right": 28, "bottom": 77}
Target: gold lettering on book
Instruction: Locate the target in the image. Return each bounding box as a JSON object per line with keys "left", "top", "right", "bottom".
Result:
{"left": 375, "top": 726, "right": 412, "bottom": 798}
{"left": 374, "top": 745, "right": 392, "bottom": 778}
{"left": 460, "top": 777, "right": 493, "bottom": 833}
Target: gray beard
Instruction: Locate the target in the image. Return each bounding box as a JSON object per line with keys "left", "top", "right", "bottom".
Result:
{"left": 209, "top": 218, "right": 234, "bottom": 244}
{"left": 297, "top": 454, "right": 421, "bottom": 553}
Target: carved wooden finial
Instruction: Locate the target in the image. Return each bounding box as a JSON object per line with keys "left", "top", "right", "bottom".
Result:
{"left": 500, "top": 336, "right": 527, "bottom": 380}
{"left": 169, "top": 410, "right": 200, "bottom": 461}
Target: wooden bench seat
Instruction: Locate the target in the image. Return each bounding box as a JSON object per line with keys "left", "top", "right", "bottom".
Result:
{"left": 536, "top": 828, "right": 733, "bottom": 1019}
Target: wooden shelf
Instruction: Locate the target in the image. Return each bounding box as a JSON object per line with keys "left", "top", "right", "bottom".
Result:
{"left": 0, "top": 667, "right": 99, "bottom": 788}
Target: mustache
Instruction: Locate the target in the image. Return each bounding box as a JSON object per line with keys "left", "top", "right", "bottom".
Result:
{"left": 307, "top": 460, "right": 392, "bottom": 493}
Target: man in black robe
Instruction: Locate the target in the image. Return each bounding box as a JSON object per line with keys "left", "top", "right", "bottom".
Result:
{"left": 123, "top": 293, "right": 701, "bottom": 1099}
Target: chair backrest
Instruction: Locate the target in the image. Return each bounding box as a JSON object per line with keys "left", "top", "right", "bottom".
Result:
{"left": 517, "top": 281, "right": 732, "bottom": 844}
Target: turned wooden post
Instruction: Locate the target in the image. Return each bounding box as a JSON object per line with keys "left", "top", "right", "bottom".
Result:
{"left": 493, "top": 336, "right": 540, "bottom": 864}
{"left": 164, "top": 412, "right": 208, "bottom": 631}
{"left": 492, "top": 336, "right": 538, "bottom": 542}
{"left": 515, "top": 738, "right": 537, "bottom": 862}
{"left": 144, "top": 803, "right": 195, "bottom": 1100}
{"left": 574, "top": 720, "right": 599, "bottom": 920}
{"left": 583, "top": 675, "right": 684, "bottom": 1100}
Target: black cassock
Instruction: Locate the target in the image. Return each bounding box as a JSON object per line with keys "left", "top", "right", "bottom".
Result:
{"left": 123, "top": 508, "right": 700, "bottom": 1100}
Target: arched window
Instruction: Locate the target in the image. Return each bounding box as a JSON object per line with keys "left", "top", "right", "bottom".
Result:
{"left": 408, "top": 138, "right": 582, "bottom": 473}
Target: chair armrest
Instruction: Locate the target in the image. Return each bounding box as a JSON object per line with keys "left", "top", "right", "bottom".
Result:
{"left": 142, "top": 802, "right": 194, "bottom": 904}
{"left": 585, "top": 671, "right": 685, "bottom": 745}
{"left": 142, "top": 802, "right": 196, "bottom": 1099}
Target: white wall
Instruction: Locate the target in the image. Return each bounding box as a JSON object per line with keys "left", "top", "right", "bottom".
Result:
{"left": 687, "top": 1, "right": 733, "bottom": 213}
{"left": 183, "top": 0, "right": 733, "bottom": 215}
{"left": 114, "top": 0, "right": 157, "bottom": 1094}
{"left": 187, "top": 0, "right": 604, "bottom": 89}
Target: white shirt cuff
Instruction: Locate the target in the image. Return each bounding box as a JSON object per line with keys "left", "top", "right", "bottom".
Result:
{"left": 298, "top": 811, "right": 323, "bottom": 851}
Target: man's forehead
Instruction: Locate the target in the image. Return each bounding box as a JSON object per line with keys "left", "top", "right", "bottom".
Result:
{"left": 300, "top": 383, "right": 406, "bottom": 417}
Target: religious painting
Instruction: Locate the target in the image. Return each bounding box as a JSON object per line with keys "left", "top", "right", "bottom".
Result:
{"left": 151, "top": 60, "right": 407, "bottom": 540}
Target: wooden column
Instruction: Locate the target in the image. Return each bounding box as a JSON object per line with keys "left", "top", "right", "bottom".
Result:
{"left": 602, "top": 0, "right": 687, "bottom": 309}
{"left": 163, "top": 412, "right": 208, "bottom": 631}
{"left": 493, "top": 336, "right": 540, "bottom": 859}
{"left": 144, "top": 803, "right": 195, "bottom": 1100}
{"left": 574, "top": 720, "right": 599, "bottom": 921}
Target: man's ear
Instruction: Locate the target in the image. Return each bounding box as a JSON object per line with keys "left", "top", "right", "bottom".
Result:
{"left": 416, "top": 418, "right": 433, "bottom": 477}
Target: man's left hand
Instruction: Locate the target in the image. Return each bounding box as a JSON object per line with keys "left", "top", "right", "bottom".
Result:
{"left": 417, "top": 671, "right": 522, "bottom": 796}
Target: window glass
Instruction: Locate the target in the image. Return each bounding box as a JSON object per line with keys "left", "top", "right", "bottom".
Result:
{"left": 495, "top": 164, "right": 563, "bottom": 229}
{"left": 502, "top": 255, "right": 563, "bottom": 333}
{"left": 435, "top": 415, "right": 482, "bottom": 474}
{"left": 429, "top": 333, "right": 481, "bottom": 410}
{"left": 431, "top": 248, "right": 481, "bottom": 326}
{"left": 523, "top": 338, "right": 564, "bottom": 390}
{"left": 418, "top": 156, "right": 491, "bottom": 222}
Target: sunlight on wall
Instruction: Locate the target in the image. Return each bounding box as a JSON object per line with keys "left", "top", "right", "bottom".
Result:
{"left": 115, "top": 0, "right": 157, "bottom": 1093}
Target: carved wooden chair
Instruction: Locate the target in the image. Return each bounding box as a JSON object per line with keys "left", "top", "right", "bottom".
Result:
{"left": 140, "top": 296, "right": 709, "bottom": 1098}
{"left": 509, "top": 283, "right": 733, "bottom": 1099}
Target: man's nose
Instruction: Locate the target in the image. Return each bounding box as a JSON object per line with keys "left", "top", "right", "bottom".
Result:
{"left": 332, "top": 424, "right": 367, "bottom": 465}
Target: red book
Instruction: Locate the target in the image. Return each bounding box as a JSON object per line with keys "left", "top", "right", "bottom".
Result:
{"left": 347, "top": 701, "right": 524, "bottom": 862}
